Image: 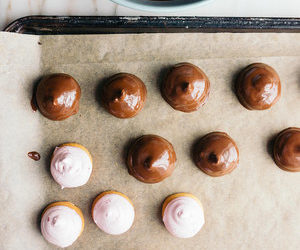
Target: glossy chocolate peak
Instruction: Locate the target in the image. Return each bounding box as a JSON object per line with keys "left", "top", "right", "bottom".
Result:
{"left": 36, "top": 73, "right": 81, "bottom": 121}
{"left": 273, "top": 127, "right": 300, "bottom": 172}
{"left": 193, "top": 132, "right": 239, "bottom": 177}
{"left": 162, "top": 62, "right": 210, "bottom": 112}
{"left": 236, "top": 63, "right": 281, "bottom": 110}
{"left": 101, "top": 73, "right": 147, "bottom": 118}
{"left": 127, "top": 135, "right": 176, "bottom": 183}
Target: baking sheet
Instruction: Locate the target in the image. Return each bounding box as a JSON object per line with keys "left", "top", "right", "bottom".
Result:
{"left": 0, "top": 32, "right": 300, "bottom": 250}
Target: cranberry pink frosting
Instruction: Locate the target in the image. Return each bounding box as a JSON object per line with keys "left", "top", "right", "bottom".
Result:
{"left": 92, "top": 193, "right": 135, "bottom": 235}
{"left": 41, "top": 204, "right": 83, "bottom": 248}
{"left": 163, "top": 195, "right": 205, "bottom": 238}
{"left": 51, "top": 145, "right": 92, "bottom": 189}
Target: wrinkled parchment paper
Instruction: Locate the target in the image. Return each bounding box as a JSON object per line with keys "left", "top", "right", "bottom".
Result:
{"left": 0, "top": 32, "right": 300, "bottom": 250}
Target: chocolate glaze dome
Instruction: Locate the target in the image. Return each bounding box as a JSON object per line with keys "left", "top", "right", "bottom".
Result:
{"left": 36, "top": 73, "right": 81, "bottom": 121}
{"left": 161, "top": 62, "right": 210, "bottom": 112}
{"left": 236, "top": 63, "right": 281, "bottom": 110}
{"left": 193, "top": 132, "right": 239, "bottom": 177}
{"left": 273, "top": 127, "right": 300, "bottom": 172}
{"left": 101, "top": 73, "right": 147, "bottom": 118}
{"left": 127, "top": 135, "right": 176, "bottom": 183}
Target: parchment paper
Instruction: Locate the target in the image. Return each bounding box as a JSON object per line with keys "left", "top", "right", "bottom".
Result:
{"left": 0, "top": 32, "right": 300, "bottom": 250}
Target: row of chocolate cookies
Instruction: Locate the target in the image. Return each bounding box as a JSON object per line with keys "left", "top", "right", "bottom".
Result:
{"left": 100, "top": 62, "right": 281, "bottom": 115}
{"left": 34, "top": 62, "right": 281, "bottom": 121}
{"left": 127, "top": 127, "right": 300, "bottom": 183}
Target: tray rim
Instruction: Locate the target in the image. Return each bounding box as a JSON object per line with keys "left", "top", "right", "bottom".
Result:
{"left": 4, "top": 15, "right": 300, "bottom": 35}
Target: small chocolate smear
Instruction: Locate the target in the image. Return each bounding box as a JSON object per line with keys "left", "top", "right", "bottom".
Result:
{"left": 28, "top": 151, "right": 41, "bottom": 161}
{"left": 31, "top": 94, "right": 38, "bottom": 112}
{"left": 38, "top": 41, "right": 42, "bottom": 45}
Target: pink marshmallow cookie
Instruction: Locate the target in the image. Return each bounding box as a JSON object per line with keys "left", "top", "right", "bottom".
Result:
{"left": 41, "top": 205, "right": 83, "bottom": 248}
{"left": 92, "top": 192, "right": 135, "bottom": 235}
{"left": 51, "top": 145, "right": 92, "bottom": 189}
{"left": 163, "top": 195, "right": 205, "bottom": 238}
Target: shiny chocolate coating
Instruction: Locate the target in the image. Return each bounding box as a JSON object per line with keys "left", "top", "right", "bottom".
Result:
{"left": 127, "top": 135, "right": 176, "bottom": 183}
{"left": 36, "top": 73, "right": 81, "bottom": 121}
{"left": 101, "top": 73, "right": 147, "bottom": 118}
{"left": 193, "top": 132, "right": 239, "bottom": 177}
{"left": 236, "top": 63, "right": 281, "bottom": 110}
{"left": 273, "top": 127, "right": 300, "bottom": 172}
{"left": 162, "top": 62, "right": 210, "bottom": 112}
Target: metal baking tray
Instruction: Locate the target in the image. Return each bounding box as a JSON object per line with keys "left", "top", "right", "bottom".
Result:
{"left": 4, "top": 16, "right": 300, "bottom": 34}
